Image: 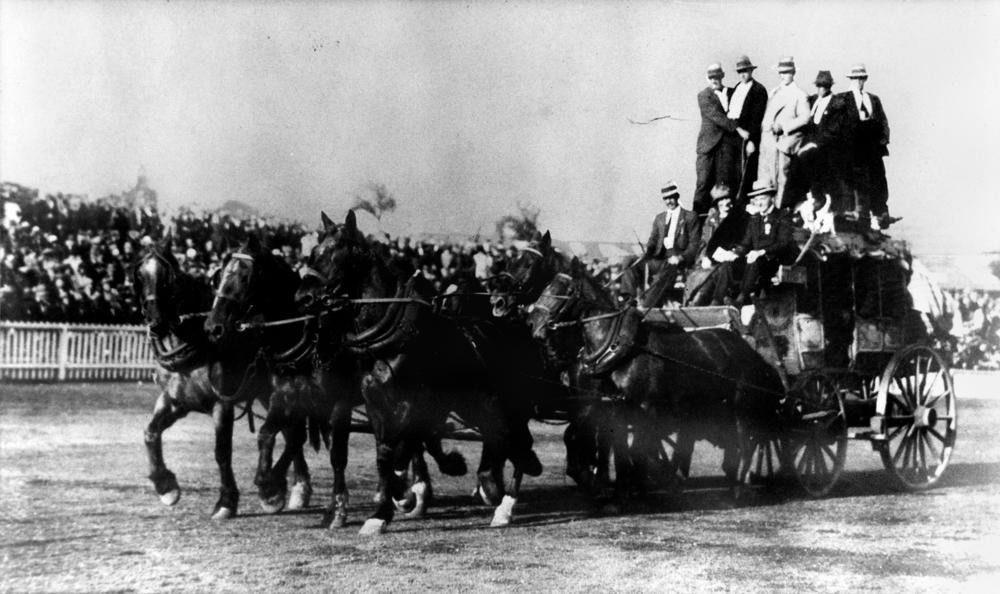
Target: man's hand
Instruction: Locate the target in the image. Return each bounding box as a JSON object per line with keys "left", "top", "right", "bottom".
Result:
{"left": 701, "top": 257, "right": 712, "bottom": 269}
{"left": 736, "top": 127, "right": 750, "bottom": 140}
{"left": 667, "top": 255, "right": 681, "bottom": 266}
{"left": 745, "top": 140, "right": 756, "bottom": 156}
{"left": 746, "top": 249, "right": 765, "bottom": 264}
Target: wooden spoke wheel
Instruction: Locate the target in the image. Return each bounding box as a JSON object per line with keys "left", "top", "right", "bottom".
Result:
{"left": 876, "top": 345, "right": 957, "bottom": 491}
{"left": 786, "top": 372, "right": 849, "bottom": 497}
{"left": 745, "top": 432, "right": 787, "bottom": 486}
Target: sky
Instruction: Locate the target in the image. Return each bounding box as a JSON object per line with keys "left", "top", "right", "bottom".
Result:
{"left": 2, "top": 0, "right": 999, "bottom": 255}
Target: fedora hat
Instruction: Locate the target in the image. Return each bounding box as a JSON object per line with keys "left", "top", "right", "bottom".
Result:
{"left": 774, "top": 56, "right": 796, "bottom": 73}
{"left": 735, "top": 55, "right": 757, "bottom": 72}
{"left": 747, "top": 180, "right": 777, "bottom": 198}
{"left": 706, "top": 62, "right": 725, "bottom": 79}
{"left": 814, "top": 70, "right": 834, "bottom": 88}
{"left": 847, "top": 63, "right": 869, "bottom": 79}
{"left": 661, "top": 181, "right": 680, "bottom": 201}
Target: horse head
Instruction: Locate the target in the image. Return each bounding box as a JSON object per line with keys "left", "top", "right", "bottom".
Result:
{"left": 526, "top": 257, "right": 615, "bottom": 361}
{"left": 205, "top": 233, "right": 299, "bottom": 349}
{"left": 295, "top": 210, "right": 373, "bottom": 314}
{"left": 133, "top": 236, "right": 180, "bottom": 335}
{"left": 490, "top": 230, "right": 566, "bottom": 318}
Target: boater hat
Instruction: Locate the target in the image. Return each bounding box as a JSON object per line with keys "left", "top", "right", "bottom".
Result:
{"left": 775, "top": 56, "right": 796, "bottom": 73}
{"left": 735, "top": 55, "right": 757, "bottom": 72}
{"left": 661, "top": 181, "right": 680, "bottom": 201}
{"left": 747, "top": 180, "right": 777, "bottom": 198}
{"left": 706, "top": 62, "right": 725, "bottom": 79}
{"left": 847, "top": 63, "right": 869, "bottom": 79}
{"left": 814, "top": 70, "right": 834, "bottom": 88}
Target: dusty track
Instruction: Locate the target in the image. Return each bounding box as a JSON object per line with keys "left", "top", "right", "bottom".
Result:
{"left": 2, "top": 382, "right": 999, "bottom": 592}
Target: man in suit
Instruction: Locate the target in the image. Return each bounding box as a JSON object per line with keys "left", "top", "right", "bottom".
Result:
{"left": 732, "top": 181, "right": 796, "bottom": 306}
{"left": 727, "top": 55, "right": 769, "bottom": 199}
{"left": 838, "top": 63, "right": 893, "bottom": 227}
{"left": 695, "top": 63, "right": 750, "bottom": 216}
{"left": 622, "top": 182, "right": 701, "bottom": 307}
{"left": 793, "top": 70, "right": 851, "bottom": 212}
{"left": 757, "top": 56, "right": 811, "bottom": 209}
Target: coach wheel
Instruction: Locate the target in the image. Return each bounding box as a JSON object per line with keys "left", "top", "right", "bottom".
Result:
{"left": 786, "top": 371, "right": 849, "bottom": 498}
{"left": 876, "top": 345, "right": 957, "bottom": 491}
{"left": 745, "top": 433, "right": 787, "bottom": 485}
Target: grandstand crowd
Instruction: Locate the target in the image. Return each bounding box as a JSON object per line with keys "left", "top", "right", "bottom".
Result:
{"left": 1, "top": 183, "right": 998, "bottom": 370}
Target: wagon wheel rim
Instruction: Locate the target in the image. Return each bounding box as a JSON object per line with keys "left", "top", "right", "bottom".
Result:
{"left": 877, "top": 345, "right": 957, "bottom": 491}
{"left": 787, "top": 372, "right": 848, "bottom": 497}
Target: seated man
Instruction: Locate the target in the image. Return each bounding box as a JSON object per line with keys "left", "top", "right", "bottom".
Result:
{"left": 685, "top": 183, "right": 746, "bottom": 306}
{"left": 622, "top": 182, "right": 700, "bottom": 307}
{"left": 732, "top": 181, "right": 796, "bottom": 306}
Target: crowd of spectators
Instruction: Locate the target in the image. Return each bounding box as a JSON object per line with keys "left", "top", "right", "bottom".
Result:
{"left": 945, "top": 289, "right": 1000, "bottom": 370}
{"left": 3, "top": 181, "right": 999, "bottom": 370}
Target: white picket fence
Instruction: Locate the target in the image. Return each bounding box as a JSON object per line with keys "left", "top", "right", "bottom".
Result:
{"left": 0, "top": 321, "right": 157, "bottom": 382}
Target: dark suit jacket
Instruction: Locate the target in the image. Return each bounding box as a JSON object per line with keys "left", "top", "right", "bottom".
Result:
{"left": 735, "top": 208, "right": 794, "bottom": 260}
{"left": 837, "top": 90, "right": 890, "bottom": 157}
{"left": 645, "top": 207, "right": 701, "bottom": 266}
{"left": 805, "top": 93, "right": 849, "bottom": 148}
{"left": 696, "top": 87, "right": 737, "bottom": 154}
{"left": 732, "top": 80, "right": 768, "bottom": 145}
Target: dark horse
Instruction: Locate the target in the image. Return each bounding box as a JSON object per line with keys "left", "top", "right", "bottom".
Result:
{"left": 206, "top": 232, "right": 465, "bottom": 528}
{"left": 297, "top": 211, "right": 542, "bottom": 534}
{"left": 526, "top": 261, "right": 787, "bottom": 502}
{"left": 133, "top": 237, "right": 311, "bottom": 519}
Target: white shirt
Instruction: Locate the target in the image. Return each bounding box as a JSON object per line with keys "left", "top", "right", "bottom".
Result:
{"left": 851, "top": 88, "right": 873, "bottom": 120}
{"left": 811, "top": 94, "right": 832, "bottom": 124}
{"left": 727, "top": 80, "right": 752, "bottom": 119}
{"left": 663, "top": 207, "right": 680, "bottom": 250}
{"left": 714, "top": 89, "right": 729, "bottom": 113}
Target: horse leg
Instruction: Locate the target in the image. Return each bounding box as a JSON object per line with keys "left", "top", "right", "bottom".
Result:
{"left": 210, "top": 401, "right": 239, "bottom": 520}
{"left": 401, "top": 439, "right": 432, "bottom": 519}
{"left": 491, "top": 470, "right": 523, "bottom": 528}
{"left": 326, "top": 396, "right": 353, "bottom": 529}
{"left": 606, "top": 406, "right": 633, "bottom": 513}
{"left": 286, "top": 418, "right": 313, "bottom": 511}
{"left": 144, "top": 389, "right": 187, "bottom": 506}
{"left": 358, "top": 374, "right": 407, "bottom": 535}
{"left": 473, "top": 440, "right": 504, "bottom": 506}
{"left": 671, "top": 429, "right": 695, "bottom": 481}
{"left": 720, "top": 420, "right": 749, "bottom": 504}
{"left": 254, "top": 406, "right": 289, "bottom": 514}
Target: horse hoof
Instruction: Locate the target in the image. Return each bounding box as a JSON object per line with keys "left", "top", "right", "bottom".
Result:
{"left": 328, "top": 511, "right": 347, "bottom": 529}
{"left": 403, "top": 481, "right": 429, "bottom": 519}
{"left": 159, "top": 489, "right": 181, "bottom": 506}
{"left": 287, "top": 481, "right": 313, "bottom": 511}
{"left": 359, "top": 518, "right": 387, "bottom": 536}
{"left": 392, "top": 490, "right": 416, "bottom": 513}
{"left": 490, "top": 495, "right": 517, "bottom": 528}
{"left": 211, "top": 506, "right": 235, "bottom": 521}
{"left": 600, "top": 501, "right": 622, "bottom": 515}
{"left": 259, "top": 492, "right": 286, "bottom": 515}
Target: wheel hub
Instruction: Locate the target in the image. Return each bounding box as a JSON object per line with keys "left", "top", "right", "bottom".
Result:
{"left": 913, "top": 405, "right": 937, "bottom": 428}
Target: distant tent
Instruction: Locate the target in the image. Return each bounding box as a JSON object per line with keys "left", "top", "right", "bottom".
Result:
{"left": 917, "top": 253, "right": 1000, "bottom": 292}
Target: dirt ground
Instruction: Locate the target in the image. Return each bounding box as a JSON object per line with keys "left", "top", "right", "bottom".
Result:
{"left": 2, "top": 381, "right": 999, "bottom": 593}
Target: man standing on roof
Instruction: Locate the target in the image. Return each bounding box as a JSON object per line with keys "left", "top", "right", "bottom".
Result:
{"left": 695, "top": 63, "right": 750, "bottom": 216}
{"left": 727, "top": 55, "right": 769, "bottom": 199}
{"left": 795, "top": 70, "right": 851, "bottom": 212}
{"left": 758, "top": 56, "right": 811, "bottom": 209}
{"left": 621, "top": 182, "right": 701, "bottom": 307}
{"left": 838, "top": 63, "right": 894, "bottom": 228}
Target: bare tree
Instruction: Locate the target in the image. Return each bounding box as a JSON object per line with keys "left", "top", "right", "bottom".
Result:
{"left": 495, "top": 202, "right": 541, "bottom": 241}
{"left": 351, "top": 182, "right": 397, "bottom": 221}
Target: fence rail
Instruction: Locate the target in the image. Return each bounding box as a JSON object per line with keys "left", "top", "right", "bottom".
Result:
{"left": 0, "top": 321, "right": 157, "bottom": 382}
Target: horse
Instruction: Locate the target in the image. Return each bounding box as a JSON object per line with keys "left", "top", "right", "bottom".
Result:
{"left": 133, "top": 237, "right": 312, "bottom": 520}
{"left": 299, "top": 210, "right": 542, "bottom": 534}
{"left": 207, "top": 232, "right": 465, "bottom": 528}
{"left": 486, "top": 232, "right": 616, "bottom": 492}
{"left": 525, "top": 260, "right": 787, "bottom": 503}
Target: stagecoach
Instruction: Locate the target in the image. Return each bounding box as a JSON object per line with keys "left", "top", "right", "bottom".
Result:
{"left": 640, "top": 231, "right": 958, "bottom": 496}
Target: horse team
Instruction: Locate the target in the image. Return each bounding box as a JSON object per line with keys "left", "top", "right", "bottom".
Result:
{"left": 135, "top": 210, "right": 792, "bottom": 534}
